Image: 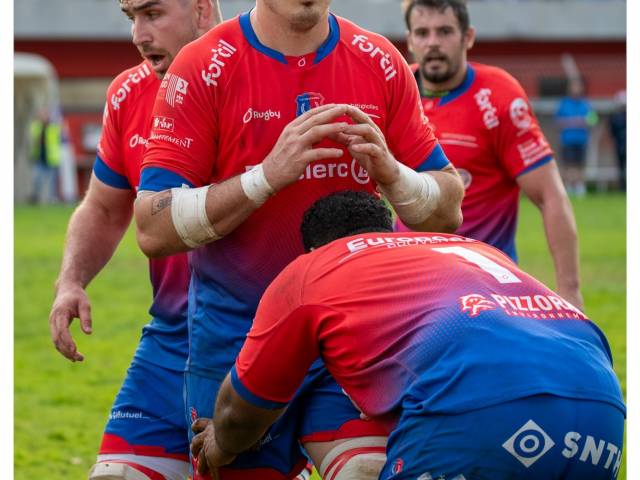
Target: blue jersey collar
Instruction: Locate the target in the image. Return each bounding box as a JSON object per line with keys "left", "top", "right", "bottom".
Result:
{"left": 239, "top": 10, "right": 340, "bottom": 65}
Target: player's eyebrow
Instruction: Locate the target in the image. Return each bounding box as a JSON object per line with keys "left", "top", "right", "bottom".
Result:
{"left": 121, "top": 0, "right": 162, "bottom": 15}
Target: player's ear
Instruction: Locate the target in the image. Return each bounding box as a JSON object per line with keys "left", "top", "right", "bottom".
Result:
{"left": 464, "top": 25, "right": 476, "bottom": 51}
{"left": 195, "top": 0, "right": 215, "bottom": 30}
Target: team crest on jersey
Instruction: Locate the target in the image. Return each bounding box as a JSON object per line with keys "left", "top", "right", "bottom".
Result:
{"left": 296, "top": 92, "right": 325, "bottom": 116}
{"left": 510, "top": 98, "right": 533, "bottom": 131}
{"left": 161, "top": 73, "right": 189, "bottom": 107}
{"left": 460, "top": 294, "right": 497, "bottom": 317}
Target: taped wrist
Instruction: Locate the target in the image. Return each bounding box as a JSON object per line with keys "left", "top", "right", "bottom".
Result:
{"left": 241, "top": 164, "right": 275, "bottom": 207}
{"left": 378, "top": 162, "right": 441, "bottom": 225}
{"left": 171, "top": 185, "right": 221, "bottom": 248}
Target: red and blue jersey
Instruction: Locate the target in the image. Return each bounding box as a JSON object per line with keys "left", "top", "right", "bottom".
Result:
{"left": 140, "top": 12, "right": 449, "bottom": 378}
{"left": 234, "top": 232, "right": 624, "bottom": 422}
{"left": 95, "top": 61, "right": 190, "bottom": 370}
{"left": 397, "top": 63, "right": 554, "bottom": 261}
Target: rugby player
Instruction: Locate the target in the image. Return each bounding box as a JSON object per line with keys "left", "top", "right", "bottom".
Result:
{"left": 193, "top": 190, "right": 625, "bottom": 480}
{"left": 48, "top": 1, "right": 222, "bottom": 479}
{"left": 399, "top": 0, "right": 583, "bottom": 310}
{"left": 133, "top": 0, "right": 464, "bottom": 478}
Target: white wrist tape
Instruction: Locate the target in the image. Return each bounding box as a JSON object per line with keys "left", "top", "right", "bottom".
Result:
{"left": 378, "top": 162, "right": 441, "bottom": 225}
{"left": 240, "top": 164, "right": 275, "bottom": 207}
{"left": 170, "top": 185, "right": 221, "bottom": 248}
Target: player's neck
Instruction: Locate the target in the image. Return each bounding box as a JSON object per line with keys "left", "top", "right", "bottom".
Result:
{"left": 251, "top": 6, "right": 331, "bottom": 57}
{"left": 420, "top": 62, "right": 469, "bottom": 96}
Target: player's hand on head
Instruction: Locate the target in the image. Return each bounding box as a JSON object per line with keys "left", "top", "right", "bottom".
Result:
{"left": 262, "top": 104, "right": 349, "bottom": 192}
{"left": 343, "top": 105, "right": 400, "bottom": 186}
{"left": 48, "top": 283, "right": 92, "bottom": 362}
{"left": 191, "top": 417, "right": 236, "bottom": 476}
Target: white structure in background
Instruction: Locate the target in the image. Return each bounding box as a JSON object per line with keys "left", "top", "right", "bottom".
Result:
{"left": 14, "top": 53, "right": 77, "bottom": 203}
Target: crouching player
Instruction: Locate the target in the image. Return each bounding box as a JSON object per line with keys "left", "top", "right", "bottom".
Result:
{"left": 192, "top": 191, "right": 625, "bottom": 480}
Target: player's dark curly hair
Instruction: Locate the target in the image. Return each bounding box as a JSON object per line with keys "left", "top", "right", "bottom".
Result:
{"left": 301, "top": 191, "right": 393, "bottom": 252}
{"left": 402, "top": 0, "right": 470, "bottom": 33}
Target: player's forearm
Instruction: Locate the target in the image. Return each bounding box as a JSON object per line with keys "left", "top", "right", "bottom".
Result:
{"left": 56, "top": 200, "right": 132, "bottom": 291}
{"left": 401, "top": 166, "right": 464, "bottom": 233}
{"left": 213, "top": 375, "right": 282, "bottom": 455}
{"left": 540, "top": 196, "right": 582, "bottom": 305}
{"left": 135, "top": 176, "right": 259, "bottom": 258}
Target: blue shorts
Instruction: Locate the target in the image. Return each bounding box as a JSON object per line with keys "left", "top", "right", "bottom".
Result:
{"left": 186, "top": 359, "right": 388, "bottom": 479}
{"left": 382, "top": 394, "right": 625, "bottom": 480}
{"left": 100, "top": 357, "right": 189, "bottom": 462}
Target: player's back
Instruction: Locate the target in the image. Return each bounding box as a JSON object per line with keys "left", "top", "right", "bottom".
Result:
{"left": 297, "top": 232, "right": 623, "bottom": 419}
{"left": 97, "top": 62, "right": 190, "bottom": 369}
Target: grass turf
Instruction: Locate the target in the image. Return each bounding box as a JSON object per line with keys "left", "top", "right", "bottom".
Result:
{"left": 14, "top": 193, "right": 626, "bottom": 479}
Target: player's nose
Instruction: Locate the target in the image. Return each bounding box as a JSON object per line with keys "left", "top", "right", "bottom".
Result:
{"left": 131, "top": 18, "right": 153, "bottom": 48}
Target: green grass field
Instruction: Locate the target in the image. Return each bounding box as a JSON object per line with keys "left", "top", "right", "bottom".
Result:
{"left": 14, "top": 193, "right": 626, "bottom": 479}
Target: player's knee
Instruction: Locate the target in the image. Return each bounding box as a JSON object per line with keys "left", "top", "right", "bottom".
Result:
{"left": 88, "top": 461, "right": 154, "bottom": 480}
{"left": 317, "top": 437, "right": 387, "bottom": 480}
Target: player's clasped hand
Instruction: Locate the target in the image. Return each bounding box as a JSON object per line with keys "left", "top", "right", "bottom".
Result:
{"left": 49, "top": 283, "right": 93, "bottom": 362}
{"left": 191, "top": 417, "right": 236, "bottom": 479}
{"left": 341, "top": 105, "right": 401, "bottom": 187}
{"left": 262, "top": 104, "right": 349, "bottom": 192}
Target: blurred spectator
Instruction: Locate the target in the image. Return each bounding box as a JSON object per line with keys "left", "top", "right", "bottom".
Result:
{"left": 29, "top": 108, "right": 62, "bottom": 204}
{"left": 608, "top": 90, "right": 626, "bottom": 191}
{"left": 555, "top": 78, "right": 598, "bottom": 197}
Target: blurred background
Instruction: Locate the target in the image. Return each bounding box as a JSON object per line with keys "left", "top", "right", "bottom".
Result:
{"left": 14, "top": 0, "right": 626, "bottom": 203}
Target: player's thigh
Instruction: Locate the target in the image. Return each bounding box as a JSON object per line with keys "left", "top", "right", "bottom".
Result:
{"left": 381, "top": 394, "right": 625, "bottom": 480}
{"left": 185, "top": 370, "right": 307, "bottom": 480}
{"left": 96, "top": 359, "right": 190, "bottom": 479}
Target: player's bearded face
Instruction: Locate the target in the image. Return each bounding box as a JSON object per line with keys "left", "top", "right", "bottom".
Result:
{"left": 419, "top": 38, "right": 464, "bottom": 84}
{"left": 264, "top": 0, "right": 331, "bottom": 32}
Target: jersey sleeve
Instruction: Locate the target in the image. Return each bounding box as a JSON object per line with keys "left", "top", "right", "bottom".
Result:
{"left": 385, "top": 49, "right": 448, "bottom": 172}
{"left": 494, "top": 75, "right": 553, "bottom": 178}
{"left": 95, "top": 91, "right": 131, "bottom": 190}
{"left": 140, "top": 41, "right": 219, "bottom": 191}
{"left": 233, "top": 258, "right": 322, "bottom": 408}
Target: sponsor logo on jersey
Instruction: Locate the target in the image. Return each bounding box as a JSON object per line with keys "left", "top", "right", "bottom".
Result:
{"left": 345, "top": 235, "right": 474, "bottom": 254}
{"left": 562, "top": 431, "right": 622, "bottom": 476}
{"left": 474, "top": 88, "right": 499, "bottom": 130}
{"left": 201, "top": 39, "right": 237, "bottom": 87}
{"left": 459, "top": 294, "right": 497, "bottom": 317}
{"left": 109, "top": 410, "right": 149, "bottom": 420}
{"left": 351, "top": 34, "right": 398, "bottom": 82}
{"left": 161, "top": 73, "right": 189, "bottom": 107}
{"left": 517, "top": 138, "right": 550, "bottom": 166}
{"left": 129, "top": 133, "right": 148, "bottom": 149}
{"left": 111, "top": 63, "right": 152, "bottom": 111}
{"left": 490, "top": 293, "right": 586, "bottom": 319}
{"left": 149, "top": 133, "right": 194, "bottom": 149}
{"left": 510, "top": 97, "right": 533, "bottom": 131}
{"left": 502, "top": 419, "right": 555, "bottom": 468}
{"left": 297, "top": 158, "right": 369, "bottom": 184}
{"left": 243, "top": 108, "right": 281, "bottom": 124}
{"left": 153, "top": 116, "right": 175, "bottom": 132}
{"left": 296, "top": 92, "right": 325, "bottom": 116}
{"left": 502, "top": 420, "right": 622, "bottom": 476}
{"left": 391, "top": 458, "right": 404, "bottom": 474}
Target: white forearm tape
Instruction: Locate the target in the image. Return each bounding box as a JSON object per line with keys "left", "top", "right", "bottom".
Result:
{"left": 378, "top": 162, "right": 441, "bottom": 225}
{"left": 240, "top": 164, "right": 275, "bottom": 207}
{"left": 170, "top": 185, "right": 221, "bottom": 248}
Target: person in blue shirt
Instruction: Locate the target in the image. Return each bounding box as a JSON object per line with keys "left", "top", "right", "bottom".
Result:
{"left": 555, "top": 78, "right": 598, "bottom": 197}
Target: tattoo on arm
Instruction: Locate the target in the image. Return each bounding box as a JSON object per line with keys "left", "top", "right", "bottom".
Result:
{"left": 151, "top": 192, "right": 172, "bottom": 216}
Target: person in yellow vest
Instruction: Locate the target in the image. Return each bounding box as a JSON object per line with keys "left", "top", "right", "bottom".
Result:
{"left": 29, "top": 108, "right": 62, "bottom": 203}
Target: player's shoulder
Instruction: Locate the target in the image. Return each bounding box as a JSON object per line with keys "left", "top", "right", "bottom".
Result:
{"left": 336, "top": 15, "right": 406, "bottom": 82}
{"left": 471, "top": 62, "right": 527, "bottom": 97}
{"left": 170, "top": 16, "right": 244, "bottom": 88}
{"left": 107, "top": 61, "right": 158, "bottom": 112}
